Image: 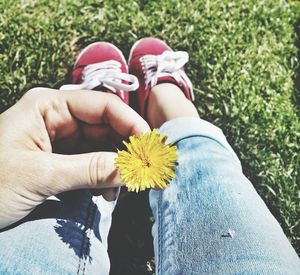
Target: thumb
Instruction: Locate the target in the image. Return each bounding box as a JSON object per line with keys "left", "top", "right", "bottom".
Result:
{"left": 41, "top": 151, "right": 122, "bottom": 196}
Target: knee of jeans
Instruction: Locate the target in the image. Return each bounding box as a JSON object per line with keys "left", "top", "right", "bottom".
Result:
{"left": 177, "top": 136, "right": 240, "bottom": 167}
{"left": 173, "top": 137, "right": 241, "bottom": 188}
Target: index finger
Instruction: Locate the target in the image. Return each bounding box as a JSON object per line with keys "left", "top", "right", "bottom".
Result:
{"left": 62, "top": 90, "right": 150, "bottom": 137}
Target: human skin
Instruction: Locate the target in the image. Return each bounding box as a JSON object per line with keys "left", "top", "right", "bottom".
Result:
{"left": 147, "top": 83, "right": 199, "bottom": 128}
{"left": 0, "top": 88, "right": 150, "bottom": 230}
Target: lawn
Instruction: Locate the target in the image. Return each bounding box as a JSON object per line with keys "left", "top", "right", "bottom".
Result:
{"left": 0, "top": 0, "right": 299, "bottom": 274}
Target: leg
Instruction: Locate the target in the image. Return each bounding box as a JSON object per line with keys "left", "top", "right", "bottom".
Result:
{"left": 148, "top": 83, "right": 199, "bottom": 128}
{"left": 148, "top": 83, "right": 300, "bottom": 274}
{"left": 0, "top": 190, "right": 116, "bottom": 274}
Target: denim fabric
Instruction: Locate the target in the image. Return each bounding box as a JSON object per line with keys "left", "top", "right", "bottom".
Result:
{"left": 150, "top": 117, "right": 300, "bottom": 275}
{"left": 0, "top": 117, "right": 299, "bottom": 275}
{"left": 0, "top": 190, "right": 116, "bottom": 274}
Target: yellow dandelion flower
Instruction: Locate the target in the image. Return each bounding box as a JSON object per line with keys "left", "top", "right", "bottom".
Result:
{"left": 115, "top": 129, "right": 178, "bottom": 192}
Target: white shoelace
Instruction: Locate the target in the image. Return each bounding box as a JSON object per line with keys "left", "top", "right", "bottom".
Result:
{"left": 140, "top": 51, "right": 194, "bottom": 100}
{"left": 60, "top": 60, "right": 139, "bottom": 99}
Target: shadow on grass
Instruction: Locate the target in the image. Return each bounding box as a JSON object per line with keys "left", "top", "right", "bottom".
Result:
{"left": 108, "top": 191, "right": 155, "bottom": 275}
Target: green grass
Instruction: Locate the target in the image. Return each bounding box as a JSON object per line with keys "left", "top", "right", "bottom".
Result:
{"left": 0, "top": 0, "right": 299, "bottom": 273}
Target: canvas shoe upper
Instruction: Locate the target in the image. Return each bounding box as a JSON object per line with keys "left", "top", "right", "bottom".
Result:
{"left": 128, "top": 37, "right": 194, "bottom": 117}
{"left": 60, "top": 42, "right": 138, "bottom": 104}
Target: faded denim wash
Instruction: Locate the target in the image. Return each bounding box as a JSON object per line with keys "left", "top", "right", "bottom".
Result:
{"left": 0, "top": 117, "right": 299, "bottom": 274}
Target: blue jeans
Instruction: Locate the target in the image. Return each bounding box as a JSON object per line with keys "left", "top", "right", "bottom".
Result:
{"left": 0, "top": 118, "right": 299, "bottom": 274}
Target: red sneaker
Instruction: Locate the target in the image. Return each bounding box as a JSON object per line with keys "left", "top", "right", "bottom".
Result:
{"left": 60, "top": 42, "right": 138, "bottom": 104}
{"left": 128, "top": 37, "right": 194, "bottom": 117}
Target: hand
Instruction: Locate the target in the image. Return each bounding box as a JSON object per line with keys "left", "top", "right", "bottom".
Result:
{"left": 0, "top": 88, "right": 150, "bottom": 229}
